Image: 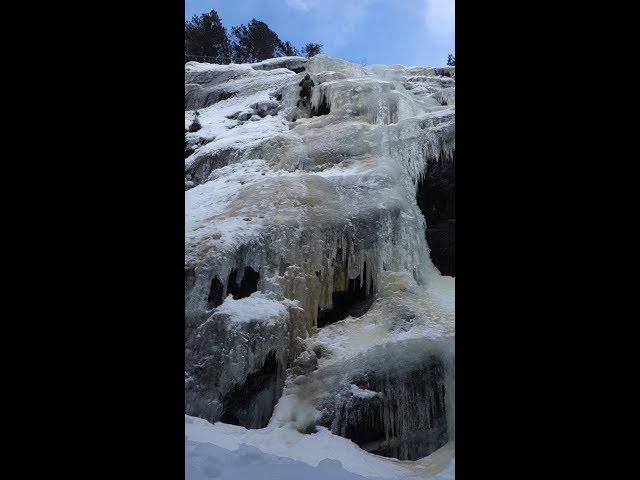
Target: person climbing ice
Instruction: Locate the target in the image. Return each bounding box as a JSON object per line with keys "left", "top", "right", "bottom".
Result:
{"left": 298, "top": 73, "right": 315, "bottom": 107}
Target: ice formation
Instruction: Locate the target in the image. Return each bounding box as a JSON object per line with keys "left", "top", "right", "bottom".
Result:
{"left": 185, "top": 54, "right": 455, "bottom": 477}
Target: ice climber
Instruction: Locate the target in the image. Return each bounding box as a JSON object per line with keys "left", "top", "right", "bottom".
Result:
{"left": 298, "top": 74, "right": 315, "bottom": 107}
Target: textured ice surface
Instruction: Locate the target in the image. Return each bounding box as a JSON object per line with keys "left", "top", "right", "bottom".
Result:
{"left": 185, "top": 54, "right": 455, "bottom": 473}
{"left": 272, "top": 273, "right": 454, "bottom": 460}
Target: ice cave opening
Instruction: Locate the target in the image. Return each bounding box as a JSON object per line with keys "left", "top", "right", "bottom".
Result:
{"left": 311, "top": 94, "right": 330, "bottom": 117}
{"left": 207, "top": 276, "right": 224, "bottom": 309}
{"left": 317, "top": 261, "right": 375, "bottom": 328}
{"left": 226, "top": 266, "right": 260, "bottom": 299}
{"left": 333, "top": 354, "right": 449, "bottom": 461}
{"left": 416, "top": 151, "right": 455, "bottom": 277}
{"left": 220, "top": 350, "right": 282, "bottom": 429}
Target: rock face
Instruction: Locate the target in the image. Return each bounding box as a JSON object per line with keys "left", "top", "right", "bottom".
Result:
{"left": 417, "top": 154, "right": 455, "bottom": 276}
{"left": 185, "top": 55, "right": 455, "bottom": 460}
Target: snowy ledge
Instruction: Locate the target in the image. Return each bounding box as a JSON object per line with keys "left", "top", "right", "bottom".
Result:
{"left": 214, "top": 292, "right": 300, "bottom": 325}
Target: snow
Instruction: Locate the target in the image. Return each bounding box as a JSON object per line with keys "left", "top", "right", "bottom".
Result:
{"left": 186, "top": 415, "right": 454, "bottom": 480}
{"left": 187, "top": 442, "right": 373, "bottom": 480}
{"left": 350, "top": 384, "right": 381, "bottom": 399}
{"left": 250, "top": 56, "right": 308, "bottom": 71}
{"left": 215, "top": 293, "right": 300, "bottom": 325}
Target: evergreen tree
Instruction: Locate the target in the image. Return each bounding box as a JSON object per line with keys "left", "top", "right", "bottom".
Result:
{"left": 281, "top": 41, "right": 299, "bottom": 57}
{"left": 304, "top": 43, "right": 323, "bottom": 57}
{"left": 447, "top": 54, "right": 455, "bottom": 66}
{"left": 185, "top": 10, "right": 231, "bottom": 63}
{"left": 231, "top": 19, "right": 286, "bottom": 63}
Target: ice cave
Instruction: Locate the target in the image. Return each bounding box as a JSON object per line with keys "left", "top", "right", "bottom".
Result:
{"left": 185, "top": 54, "right": 455, "bottom": 479}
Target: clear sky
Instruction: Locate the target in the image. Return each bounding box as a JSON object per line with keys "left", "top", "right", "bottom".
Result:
{"left": 185, "top": 0, "right": 455, "bottom": 67}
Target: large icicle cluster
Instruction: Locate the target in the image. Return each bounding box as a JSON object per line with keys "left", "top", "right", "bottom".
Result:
{"left": 185, "top": 54, "right": 455, "bottom": 471}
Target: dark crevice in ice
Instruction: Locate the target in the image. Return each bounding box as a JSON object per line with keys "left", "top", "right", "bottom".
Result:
{"left": 311, "top": 95, "right": 330, "bottom": 117}
{"left": 207, "top": 276, "right": 225, "bottom": 309}
{"left": 188, "top": 120, "right": 201, "bottom": 132}
{"left": 333, "top": 355, "right": 448, "bottom": 461}
{"left": 185, "top": 267, "right": 196, "bottom": 291}
{"left": 203, "top": 90, "right": 236, "bottom": 108}
{"left": 186, "top": 146, "right": 233, "bottom": 187}
{"left": 317, "top": 261, "right": 374, "bottom": 328}
{"left": 226, "top": 266, "right": 260, "bottom": 299}
{"left": 416, "top": 150, "right": 455, "bottom": 276}
{"left": 220, "top": 350, "right": 282, "bottom": 429}
{"left": 184, "top": 138, "right": 195, "bottom": 158}
{"left": 185, "top": 137, "right": 215, "bottom": 160}
{"left": 433, "top": 68, "right": 453, "bottom": 78}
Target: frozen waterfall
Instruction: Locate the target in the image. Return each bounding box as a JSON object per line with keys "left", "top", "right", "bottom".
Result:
{"left": 185, "top": 54, "right": 455, "bottom": 477}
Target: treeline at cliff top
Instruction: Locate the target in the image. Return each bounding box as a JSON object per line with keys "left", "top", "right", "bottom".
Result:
{"left": 185, "top": 9, "right": 322, "bottom": 64}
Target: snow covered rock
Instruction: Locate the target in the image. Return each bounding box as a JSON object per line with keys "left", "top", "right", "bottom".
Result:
{"left": 185, "top": 54, "right": 455, "bottom": 472}
{"left": 185, "top": 292, "right": 301, "bottom": 426}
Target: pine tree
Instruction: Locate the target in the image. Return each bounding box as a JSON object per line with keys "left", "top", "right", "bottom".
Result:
{"left": 447, "top": 54, "right": 455, "bottom": 66}
{"left": 231, "top": 19, "right": 287, "bottom": 63}
{"left": 185, "top": 10, "right": 231, "bottom": 63}
{"left": 304, "top": 43, "right": 323, "bottom": 57}
{"left": 281, "top": 41, "right": 299, "bottom": 57}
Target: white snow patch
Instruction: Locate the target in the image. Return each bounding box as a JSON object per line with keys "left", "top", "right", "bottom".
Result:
{"left": 216, "top": 292, "right": 300, "bottom": 325}
{"left": 350, "top": 384, "right": 381, "bottom": 399}
{"left": 185, "top": 415, "right": 454, "bottom": 479}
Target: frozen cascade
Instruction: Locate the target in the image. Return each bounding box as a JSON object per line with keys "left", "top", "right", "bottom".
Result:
{"left": 330, "top": 350, "right": 451, "bottom": 460}
{"left": 185, "top": 54, "right": 455, "bottom": 470}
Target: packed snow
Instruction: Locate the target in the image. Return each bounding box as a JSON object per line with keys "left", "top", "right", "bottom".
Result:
{"left": 214, "top": 292, "right": 300, "bottom": 325}
{"left": 186, "top": 415, "right": 454, "bottom": 480}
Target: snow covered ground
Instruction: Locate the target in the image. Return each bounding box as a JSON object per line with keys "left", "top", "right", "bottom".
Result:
{"left": 186, "top": 415, "right": 454, "bottom": 480}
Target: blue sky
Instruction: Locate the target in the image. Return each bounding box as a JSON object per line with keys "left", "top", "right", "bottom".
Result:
{"left": 185, "top": 0, "right": 454, "bottom": 67}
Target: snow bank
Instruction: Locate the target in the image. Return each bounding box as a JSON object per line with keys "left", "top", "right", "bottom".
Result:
{"left": 187, "top": 441, "right": 372, "bottom": 480}
{"left": 186, "top": 415, "right": 454, "bottom": 480}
